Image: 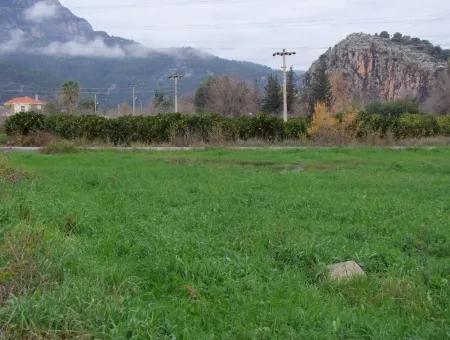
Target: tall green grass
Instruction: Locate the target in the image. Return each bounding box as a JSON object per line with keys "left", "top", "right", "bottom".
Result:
{"left": 0, "top": 148, "right": 449, "bottom": 338}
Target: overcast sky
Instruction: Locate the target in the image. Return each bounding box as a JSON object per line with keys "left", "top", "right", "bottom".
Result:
{"left": 60, "top": 0, "right": 450, "bottom": 69}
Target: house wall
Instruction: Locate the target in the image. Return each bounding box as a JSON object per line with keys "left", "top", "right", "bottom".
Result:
{"left": 13, "top": 104, "right": 32, "bottom": 113}
{"left": 11, "top": 104, "right": 43, "bottom": 114}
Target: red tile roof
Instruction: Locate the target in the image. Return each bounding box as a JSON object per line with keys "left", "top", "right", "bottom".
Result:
{"left": 4, "top": 96, "right": 47, "bottom": 105}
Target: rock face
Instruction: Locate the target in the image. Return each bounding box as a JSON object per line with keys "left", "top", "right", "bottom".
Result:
{"left": 309, "top": 33, "right": 448, "bottom": 104}
{"left": 0, "top": 0, "right": 131, "bottom": 46}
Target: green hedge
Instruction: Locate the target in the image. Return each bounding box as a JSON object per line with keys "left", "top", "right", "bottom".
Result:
{"left": 5, "top": 112, "right": 308, "bottom": 145}
{"left": 6, "top": 111, "right": 450, "bottom": 144}
{"left": 357, "top": 112, "right": 450, "bottom": 138}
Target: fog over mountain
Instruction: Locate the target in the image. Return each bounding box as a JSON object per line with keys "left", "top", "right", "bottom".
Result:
{"left": 0, "top": 0, "right": 273, "bottom": 106}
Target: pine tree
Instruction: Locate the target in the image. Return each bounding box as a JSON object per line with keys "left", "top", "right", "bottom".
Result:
{"left": 309, "top": 58, "right": 333, "bottom": 113}
{"left": 153, "top": 89, "right": 172, "bottom": 113}
{"left": 261, "top": 74, "right": 282, "bottom": 114}
{"left": 286, "top": 67, "right": 298, "bottom": 113}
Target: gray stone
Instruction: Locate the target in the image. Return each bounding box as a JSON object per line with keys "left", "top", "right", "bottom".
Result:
{"left": 308, "top": 33, "right": 448, "bottom": 105}
{"left": 327, "top": 261, "right": 365, "bottom": 281}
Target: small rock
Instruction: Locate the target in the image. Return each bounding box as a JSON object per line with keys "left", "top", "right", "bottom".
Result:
{"left": 327, "top": 261, "right": 365, "bottom": 281}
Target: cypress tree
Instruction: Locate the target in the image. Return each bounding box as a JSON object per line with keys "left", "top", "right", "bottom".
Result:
{"left": 286, "top": 67, "right": 298, "bottom": 113}
{"left": 309, "top": 57, "right": 333, "bottom": 113}
{"left": 261, "top": 74, "right": 282, "bottom": 114}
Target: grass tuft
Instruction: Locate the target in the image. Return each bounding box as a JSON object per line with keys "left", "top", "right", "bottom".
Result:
{"left": 40, "top": 141, "right": 79, "bottom": 154}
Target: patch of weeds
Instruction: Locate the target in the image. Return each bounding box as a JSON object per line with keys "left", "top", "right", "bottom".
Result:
{"left": 0, "top": 327, "right": 92, "bottom": 340}
{"left": 324, "top": 277, "right": 376, "bottom": 307}
{"left": 332, "top": 316, "right": 374, "bottom": 339}
{"left": 0, "top": 132, "right": 7, "bottom": 145}
{"left": 60, "top": 214, "right": 79, "bottom": 236}
{"left": 0, "top": 229, "right": 46, "bottom": 305}
{"left": 267, "top": 240, "right": 326, "bottom": 283}
{"left": 40, "top": 141, "right": 79, "bottom": 154}
{"left": 362, "top": 253, "right": 391, "bottom": 274}
{"left": 377, "top": 278, "right": 431, "bottom": 316}
{"left": 0, "top": 205, "right": 10, "bottom": 224}
{"left": 345, "top": 228, "right": 365, "bottom": 241}
{"left": 157, "top": 319, "right": 177, "bottom": 340}
{"left": 84, "top": 176, "right": 101, "bottom": 189}
{"left": 391, "top": 162, "right": 404, "bottom": 171}
{"left": 181, "top": 284, "right": 200, "bottom": 301}
{"left": 17, "top": 202, "right": 32, "bottom": 222}
{"left": 402, "top": 229, "right": 450, "bottom": 258}
{"left": 420, "top": 265, "right": 450, "bottom": 315}
{"left": 5, "top": 132, "right": 57, "bottom": 147}
{"left": 0, "top": 155, "right": 30, "bottom": 184}
{"left": 166, "top": 157, "right": 304, "bottom": 173}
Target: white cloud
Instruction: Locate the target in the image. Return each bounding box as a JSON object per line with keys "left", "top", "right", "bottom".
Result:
{"left": 0, "top": 30, "right": 26, "bottom": 54}
{"left": 38, "top": 38, "right": 127, "bottom": 58}
{"left": 60, "top": 0, "right": 450, "bottom": 68}
{"left": 0, "top": 28, "right": 155, "bottom": 59}
{"left": 24, "top": 1, "right": 59, "bottom": 23}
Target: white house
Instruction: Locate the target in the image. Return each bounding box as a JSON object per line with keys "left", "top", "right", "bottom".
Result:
{"left": 3, "top": 96, "right": 47, "bottom": 115}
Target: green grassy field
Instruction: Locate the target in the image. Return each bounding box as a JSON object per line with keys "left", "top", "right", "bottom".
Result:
{"left": 1, "top": 148, "right": 449, "bottom": 339}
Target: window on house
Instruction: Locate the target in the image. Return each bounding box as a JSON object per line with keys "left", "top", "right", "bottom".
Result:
{"left": 21, "top": 106, "right": 26, "bottom": 112}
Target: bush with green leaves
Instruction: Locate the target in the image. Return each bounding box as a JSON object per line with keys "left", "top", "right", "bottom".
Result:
{"left": 394, "top": 114, "right": 439, "bottom": 138}
{"left": 364, "top": 99, "right": 420, "bottom": 117}
{"left": 5, "top": 110, "right": 450, "bottom": 144}
{"left": 436, "top": 116, "right": 450, "bottom": 136}
{"left": 5, "top": 111, "right": 45, "bottom": 136}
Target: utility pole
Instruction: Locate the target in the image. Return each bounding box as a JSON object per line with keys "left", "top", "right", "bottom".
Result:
{"left": 273, "top": 49, "right": 296, "bottom": 122}
{"left": 169, "top": 73, "right": 183, "bottom": 113}
{"left": 132, "top": 85, "right": 137, "bottom": 115}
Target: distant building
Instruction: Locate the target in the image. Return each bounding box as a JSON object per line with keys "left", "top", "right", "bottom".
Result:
{"left": 3, "top": 95, "right": 47, "bottom": 115}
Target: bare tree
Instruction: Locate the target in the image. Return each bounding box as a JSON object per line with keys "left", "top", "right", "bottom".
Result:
{"left": 195, "top": 76, "right": 259, "bottom": 116}
{"left": 329, "top": 71, "right": 352, "bottom": 113}
{"left": 424, "top": 68, "right": 450, "bottom": 114}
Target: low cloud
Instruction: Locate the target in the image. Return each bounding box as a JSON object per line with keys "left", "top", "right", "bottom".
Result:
{"left": 24, "top": 1, "right": 59, "bottom": 23}
{"left": 38, "top": 38, "right": 127, "bottom": 58}
{"left": 0, "top": 30, "right": 26, "bottom": 54}
{"left": 0, "top": 30, "right": 157, "bottom": 59}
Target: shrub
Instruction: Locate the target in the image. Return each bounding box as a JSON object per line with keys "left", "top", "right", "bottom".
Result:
{"left": 5, "top": 112, "right": 45, "bottom": 136}
{"left": 6, "top": 132, "right": 56, "bottom": 147}
{"left": 284, "top": 117, "right": 308, "bottom": 139}
{"left": 5, "top": 111, "right": 450, "bottom": 145}
{"left": 357, "top": 112, "right": 394, "bottom": 136}
{"left": 308, "top": 103, "right": 339, "bottom": 142}
{"left": 0, "top": 133, "right": 7, "bottom": 145}
{"left": 437, "top": 116, "right": 450, "bottom": 136}
{"left": 394, "top": 114, "right": 439, "bottom": 138}
{"left": 365, "top": 99, "right": 420, "bottom": 117}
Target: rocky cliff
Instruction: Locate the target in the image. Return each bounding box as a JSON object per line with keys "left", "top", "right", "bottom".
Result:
{"left": 0, "top": 0, "right": 135, "bottom": 47}
{"left": 309, "top": 33, "right": 449, "bottom": 106}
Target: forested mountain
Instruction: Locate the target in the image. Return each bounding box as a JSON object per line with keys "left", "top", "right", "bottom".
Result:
{"left": 0, "top": 0, "right": 272, "bottom": 105}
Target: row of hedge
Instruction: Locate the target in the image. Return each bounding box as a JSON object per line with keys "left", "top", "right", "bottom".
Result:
{"left": 5, "top": 112, "right": 308, "bottom": 145}
{"left": 5, "top": 112, "right": 450, "bottom": 144}
{"left": 358, "top": 113, "right": 450, "bottom": 138}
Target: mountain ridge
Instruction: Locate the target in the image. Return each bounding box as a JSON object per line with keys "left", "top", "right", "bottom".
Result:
{"left": 0, "top": 0, "right": 273, "bottom": 106}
